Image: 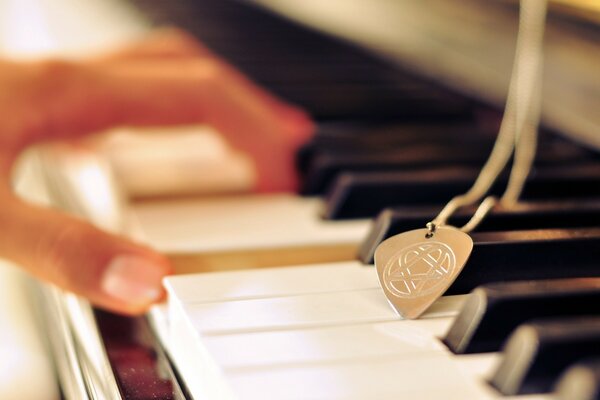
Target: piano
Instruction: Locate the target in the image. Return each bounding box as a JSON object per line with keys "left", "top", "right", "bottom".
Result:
{"left": 4, "top": 0, "right": 599, "bottom": 399}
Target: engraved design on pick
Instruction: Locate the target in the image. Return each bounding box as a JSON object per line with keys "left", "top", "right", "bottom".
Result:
{"left": 383, "top": 241, "right": 456, "bottom": 298}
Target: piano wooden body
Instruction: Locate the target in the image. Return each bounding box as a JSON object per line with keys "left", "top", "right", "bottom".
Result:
{"left": 2, "top": 0, "right": 599, "bottom": 399}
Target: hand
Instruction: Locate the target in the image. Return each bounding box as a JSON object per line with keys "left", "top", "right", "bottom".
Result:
{"left": 0, "top": 29, "right": 314, "bottom": 315}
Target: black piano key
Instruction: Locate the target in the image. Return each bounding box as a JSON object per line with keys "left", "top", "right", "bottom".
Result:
{"left": 311, "top": 120, "right": 495, "bottom": 152}
{"left": 308, "top": 121, "right": 596, "bottom": 158}
{"left": 302, "top": 146, "right": 492, "bottom": 195}
{"left": 300, "top": 124, "right": 594, "bottom": 195}
{"left": 324, "top": 163, "right": 600, "bottom": 219}
{"left": 443, "top": 278, "right": 600, "bottom": 354}
{"left": 555, "top": 358, "right": 600, "bottom": 400}
{"left": 364, "top": 227, "right": 600, "bottom": 295}
{"left": 358, "top": 199, "right": 600, "bottom": 264}
{"left": 447, "top": 228, "right": 600, "bottom": 295}
{"left": 302, "top": 137, "right": 594, "bottom": 195}
{"left": 325, "top": 167, "right": 477, "bottom": 219}
{"left": 490, "top": 317, "right": 600, "bottom": 395}
{"left": 370, "top": 227, "right": 600, "bottom": 294}
{"left": 297, "top": 120, "right": 496, "bottom": 176}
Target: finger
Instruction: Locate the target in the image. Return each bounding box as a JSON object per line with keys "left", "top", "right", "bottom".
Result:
{"left": 24, "top": 59, "right": 314, "bottom": 191}
{"left": 100, "top": 27, "right": 313, "bottom": 141}
{"left": 97, "top": 60, "right": 314, "bottom": 191}
{"left": 0, "top": 189, "right": 172, "bottom": 315}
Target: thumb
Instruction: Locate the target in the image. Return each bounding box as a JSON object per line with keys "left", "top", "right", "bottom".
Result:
{"left": 0, "top": 191, "right": 172, "bottom": 315}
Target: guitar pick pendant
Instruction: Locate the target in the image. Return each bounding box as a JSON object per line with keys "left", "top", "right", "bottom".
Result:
{"left": 374, "top": 226, "right": 473, "bottom": 319}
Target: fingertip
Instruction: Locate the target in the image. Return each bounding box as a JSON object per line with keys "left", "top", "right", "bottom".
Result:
{"left": 99, "top": 254, "right": 170, "bottom": 314}
{"left": 281, "top": 105, "right": 313, "bottom": 125}
{"left": 273, "top": 104, "right": 315, "bottom": 147}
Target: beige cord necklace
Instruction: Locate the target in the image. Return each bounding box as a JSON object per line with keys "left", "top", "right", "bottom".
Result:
{"left": 375, "top": 0, "right": 548, "bottom": 319}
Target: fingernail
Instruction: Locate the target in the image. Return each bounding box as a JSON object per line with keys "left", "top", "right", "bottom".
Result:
{"left": 101, "top": 255, "right": 164, "bottom": 306}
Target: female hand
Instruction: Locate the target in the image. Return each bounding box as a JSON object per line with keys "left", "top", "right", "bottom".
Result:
{"left": 0, "top": 29, "right": 314, "bottom": 315}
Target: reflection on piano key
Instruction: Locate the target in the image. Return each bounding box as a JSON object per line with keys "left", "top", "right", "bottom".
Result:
{"left": 226, "top": 356, "right": 485, "bottom": 400}
{"left": 183, "top": 289, "right": 458, "bottom": 336}
{"left": 164, "top": 262, "right": 379, "bottom": 303}
{"left": 203, "top": 319, "right": 451, "bottom": 370}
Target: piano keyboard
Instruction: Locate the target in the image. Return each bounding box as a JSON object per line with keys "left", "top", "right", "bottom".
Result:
{"left": 122, "top": 0, "right": 498, "bottom": 271}
{"left": 16, "top": 0, "right": 597, "bottom": 398}
{"left": 154, "top": 262, "right": 546, "bottom": 400}
{"left": 90, "top": 1, "right": 600, "bottom": 399}
{"left": 129, "top": 194, "right": 371, "bottom": 272}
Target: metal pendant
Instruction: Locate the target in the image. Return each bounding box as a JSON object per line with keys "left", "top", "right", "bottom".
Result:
{"left": 374, "top": 226, "right": 473, "bottom": 319}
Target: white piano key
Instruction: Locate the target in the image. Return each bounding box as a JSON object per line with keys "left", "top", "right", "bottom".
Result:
{"left": 455, "top": 353, "right": 502, "bottom": 381}
{"left": 131, "top": 194, "right": 371, "bottom": 253}
{"left": 226, "top": 355, "right": 490, "bottom": 400}
{"left": 439, "top": 338, "right": 553, "bottom": 400}
{"left": 0, "top": 264, "right": 59, "bottom": 400}
{"left": 160, "top": 262, "right": 556, "bottom": 400}
{"left": 101, "top": 126, "right": 257, "bottom": 197}
{"left": 439, "top": 346, "right": 556, "bottom": 400}
{"left": 167, "top": 301, "right": 237, "bottom": 400}
{"left": 204, "top": 319, "right": 453, "bottom": 370}
{"left": 164, "top": 261, "right": 379, "bottom": 304}
{"left": 185, "top": 289, "right": 394, "bottom": 335}
{"left": 470, "top": 379, "right": 555, "bottom": 400}
{"left": 184, "top": 289, "right": 463, "bottom": 336}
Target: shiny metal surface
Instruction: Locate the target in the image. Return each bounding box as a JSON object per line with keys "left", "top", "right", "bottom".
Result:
{"left": 375, "top": 226, "right": 473, "bottom": 319}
